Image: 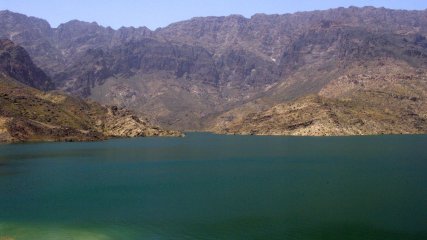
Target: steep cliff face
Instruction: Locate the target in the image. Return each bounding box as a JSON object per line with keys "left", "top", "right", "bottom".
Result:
{"left": 1, "top": 7, "right": 427, "bottom": 133}
{"left": 0, "top": 39, "right": 54, "bottom": 90}
{"left": 54, "top": 39, "right": 219, "bottom": 96}
{"left": 156, "top": 7, "right": 427, "bottom": 62}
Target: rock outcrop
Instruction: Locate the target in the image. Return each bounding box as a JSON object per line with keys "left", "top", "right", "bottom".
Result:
{"left": 102, "top": 106, "right": 182, "bottom": 137}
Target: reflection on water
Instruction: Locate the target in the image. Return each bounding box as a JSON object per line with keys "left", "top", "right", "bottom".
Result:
{"left": 0, "top": 221, "right": 425, "bottom": 240}
{"left": 0, "top": 222, "right": 112, "bottom": 240}
{"left": 0, "top": 133, "right": 426, "bottom": 240}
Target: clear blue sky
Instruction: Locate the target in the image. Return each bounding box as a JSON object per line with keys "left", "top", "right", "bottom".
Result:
{"left": 1, "top": 0, "right": 427, "bottom": 30}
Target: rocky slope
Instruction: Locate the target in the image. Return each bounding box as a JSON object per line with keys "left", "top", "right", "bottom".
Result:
{"left": 0, "top": 76, "right": 181, "bottom": 143}
{"left": 212, "top": 59, "right": 427, "bottom": 135}
{"left": 1, "top": 7, "right": 427, "bottom": 134}
{"left": 0, "top": 40, "right": 181, "bottom": 143}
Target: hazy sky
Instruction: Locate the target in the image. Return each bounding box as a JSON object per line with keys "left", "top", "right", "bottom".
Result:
{"left": 1, "top": 0, "right": 427, "bottom": 30}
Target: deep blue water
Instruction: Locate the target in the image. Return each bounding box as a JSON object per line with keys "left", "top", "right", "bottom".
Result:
{"left": 0, "top": 133, "right": 426, "bottom": 239}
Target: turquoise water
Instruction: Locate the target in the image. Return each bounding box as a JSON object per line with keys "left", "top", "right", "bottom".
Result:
{"left": 0, "top": 133, "right": 426, "bottom": 240}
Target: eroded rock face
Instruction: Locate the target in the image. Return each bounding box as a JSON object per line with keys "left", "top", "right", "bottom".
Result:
{"left": 54, "top": 39, "right": 220, "bottom": 97}
{"left": 212, "top": 60, "right": 427, "bottom": 136}
{"left": 214, "top": 95, "right": 426, "bottom": 136}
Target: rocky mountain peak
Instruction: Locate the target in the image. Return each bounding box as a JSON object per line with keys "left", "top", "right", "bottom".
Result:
{"left": 0, "top": 10, "right": 52, "bottom": 33}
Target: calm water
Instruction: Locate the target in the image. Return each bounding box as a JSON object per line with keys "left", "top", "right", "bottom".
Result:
{"left": 0, "top": 133, "right": 426, "bottom": 240}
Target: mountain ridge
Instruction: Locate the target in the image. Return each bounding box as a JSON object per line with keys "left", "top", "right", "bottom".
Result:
{"left": 1, "top": 7, "right": 427, "bottom": 134}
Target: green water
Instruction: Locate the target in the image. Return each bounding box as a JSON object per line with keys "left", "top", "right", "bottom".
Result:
{"left": 0, "top": 133, "right": 426, "bottom": 240}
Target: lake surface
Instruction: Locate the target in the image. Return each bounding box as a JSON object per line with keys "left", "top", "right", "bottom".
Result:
{"left": 0, "top": 133, "right": 426, "bottom": 240}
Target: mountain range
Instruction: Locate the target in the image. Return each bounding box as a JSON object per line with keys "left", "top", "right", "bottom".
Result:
{"left": 1, "top": 6, "right": 426, "bottom": 135}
